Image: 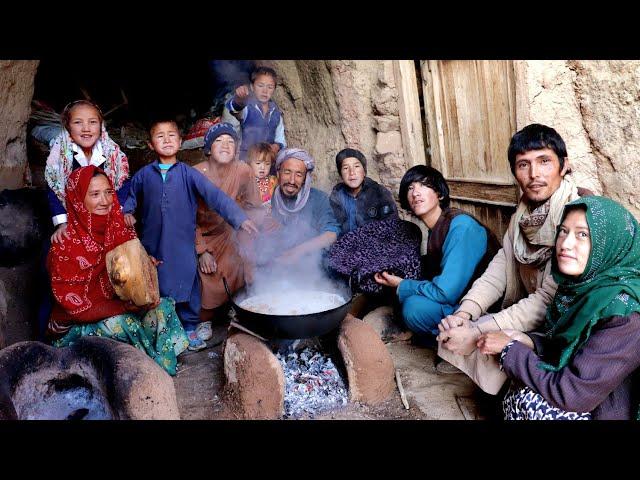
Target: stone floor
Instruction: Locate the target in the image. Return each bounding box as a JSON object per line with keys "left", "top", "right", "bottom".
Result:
{"left": 172, "top": 314, "right": 500, "bottom": 420}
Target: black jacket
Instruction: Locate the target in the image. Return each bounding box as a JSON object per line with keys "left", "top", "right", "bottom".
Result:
{"left": 329, "top": 177, "right": 398, "bottom": 236}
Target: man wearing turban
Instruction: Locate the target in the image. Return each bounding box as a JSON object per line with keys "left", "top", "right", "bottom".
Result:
{"left": 268, "top": 148, "right": 341, "bottom": 265}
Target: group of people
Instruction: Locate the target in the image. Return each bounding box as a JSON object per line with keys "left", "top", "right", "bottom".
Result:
{"left": 38, "top": 64, "right": 640, "bottom": 420}
{"left": 430, "top": 125, "right": 640, "bottom": 420}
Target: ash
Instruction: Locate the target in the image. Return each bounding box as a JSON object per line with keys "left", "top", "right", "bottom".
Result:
{"left": 19, "top": 387, "right": 113, "bottom": 420}
{"left": 276, "top": 347, "right": 348, "bottom": 418}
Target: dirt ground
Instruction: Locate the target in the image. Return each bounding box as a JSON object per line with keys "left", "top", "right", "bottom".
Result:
{"left": 172, "top": 318, "right": 501, "bottom": 420}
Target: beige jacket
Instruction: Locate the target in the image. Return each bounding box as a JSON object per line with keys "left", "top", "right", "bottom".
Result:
{"left": 438, "top": 183, "right": 582, "bottom": 394}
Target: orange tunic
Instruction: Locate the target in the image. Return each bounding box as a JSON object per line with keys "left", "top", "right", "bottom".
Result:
{"left": 193, "top": 160, "right": 263, "bottom": 309}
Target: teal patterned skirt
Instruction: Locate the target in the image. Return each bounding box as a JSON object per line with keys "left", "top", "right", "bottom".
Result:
{"left": 53, "top": 297, "right": 189, "bottom": 376}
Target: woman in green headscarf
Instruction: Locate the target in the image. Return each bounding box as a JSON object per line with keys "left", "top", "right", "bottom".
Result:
{"left": 477, "top": 196, "right": 640, "bottom": 420}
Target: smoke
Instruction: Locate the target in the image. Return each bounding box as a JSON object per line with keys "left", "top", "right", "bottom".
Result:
{"left": 241, "top": 203, "right": 347, "bottom": 302}
{"left": 208, "top": 60, "right": 256, "bottom": 93}
{"left": 208, "top": 60, "right": 257, "bottom": 116}
{"left": 248, "top": 255, "right": 343, "bottom": 301}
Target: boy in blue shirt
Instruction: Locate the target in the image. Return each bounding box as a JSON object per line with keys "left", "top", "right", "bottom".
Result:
{"left": 226, "top": 66, "right": 286, "bottom": 161}
{"left": 123, "top": 119, "right": 258, "bottom": 351}
{"left": 375, "top": 166, "right": 499, "bottom": 343}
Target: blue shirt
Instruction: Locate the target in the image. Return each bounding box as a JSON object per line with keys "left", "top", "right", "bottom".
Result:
{"left": 397, "top": 214, "right": 487, "bottom": 307}
{"left": 123, "top": 161, "right": 248, "bottom": 303}
{"left": 270, "top": 188, "right": 341, "bottom": 251}
{"left": 338, "top": 188, "right": 358, "bottom": 233}
{"left": 158, "top": 163, "right": 172, "bottom": 182}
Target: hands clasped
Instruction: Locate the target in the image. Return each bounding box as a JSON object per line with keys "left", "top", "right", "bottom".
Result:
{"left": 476, "top": 329, "right": 534, "bottom": 355}
{"left": 437, "top": 314, "right": 480, "bottom": 356}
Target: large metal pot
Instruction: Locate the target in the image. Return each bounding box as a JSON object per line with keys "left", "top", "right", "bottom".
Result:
{"left": 223, "top": 277, "right": 352, "bottom": 339}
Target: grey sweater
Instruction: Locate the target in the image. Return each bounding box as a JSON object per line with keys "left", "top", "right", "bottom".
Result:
{"left": 502, "top": 312, "right": 640, "bottom": 420}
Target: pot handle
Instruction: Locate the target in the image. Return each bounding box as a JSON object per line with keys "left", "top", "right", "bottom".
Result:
{"left": 222, "top": 276, "right": 233, "bottom": 302}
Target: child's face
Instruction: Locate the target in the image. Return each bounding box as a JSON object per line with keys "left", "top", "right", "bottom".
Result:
{"left": 252, "top": 74, "right": 276, "bottom": 103}
{"left": 250, "top": 156, "right": 272, "bottom": 179}
{"left": 210, "top": 134, "right": 236, "bottom": 164}
{"left": 340, "top": 157, "right": 366, "bottom": 191}
{"left": 149, "top": 122, "right": 182, "bottom": 158}
{"left": 68, "top": 104, "right": 101, "bottom": 151}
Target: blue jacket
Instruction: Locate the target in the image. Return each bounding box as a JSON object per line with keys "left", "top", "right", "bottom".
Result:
{"left": 329, "top": 177, "right": 398, "bottom": 236}
{"left": 226, "top": 96, "right": 286, "bottom": 160}
{"left": 123, "top": 161, "right": 248, "bottom": 303}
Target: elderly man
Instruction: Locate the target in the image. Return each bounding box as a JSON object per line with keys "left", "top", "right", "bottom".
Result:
{"left": 436, "top": 124, "right": 592, "bottom": 393}
{"left": 269, "top": 148, "right": 341, "bottom": 265}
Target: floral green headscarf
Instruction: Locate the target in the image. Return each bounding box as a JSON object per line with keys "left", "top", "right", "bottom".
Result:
{"left": 539, "top": 196, "right": 640, "bottom": 372}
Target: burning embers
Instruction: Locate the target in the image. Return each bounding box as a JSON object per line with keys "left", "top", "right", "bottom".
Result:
{"left": 276, "top": 346, "right": 348, "bottom": 418}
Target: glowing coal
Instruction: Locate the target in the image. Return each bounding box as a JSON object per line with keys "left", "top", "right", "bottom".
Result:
{"left": 276, "top": 346, "right": 348, "bottom": 418}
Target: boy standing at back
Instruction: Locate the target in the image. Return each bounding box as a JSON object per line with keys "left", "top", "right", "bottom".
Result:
{"left": 226, "top": 66, "right": 287, "bottom": 161}
{"left": 123, "top": 119, "right": 258, "bottom": 351}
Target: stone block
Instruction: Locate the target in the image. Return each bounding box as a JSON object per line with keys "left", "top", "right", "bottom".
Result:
{"left": 375, "top": 131, "right": 403, "bottom": 155}
{"left": 362, "top": 306, "right": 411, "bottom": 343}
{"left": 0, "top": 337, "right": 180, "bottom": 420}
{"left": 223, "top": 332, "right": 284, "bottom": 419}
{"left": 337, "top": 314, "right": 396, "bottom": 405}
{"left": 375, "top": 115, "right": 400, "bottom": 133}
{"left": 372, "top": 88, "right": 399, "bottom": 116}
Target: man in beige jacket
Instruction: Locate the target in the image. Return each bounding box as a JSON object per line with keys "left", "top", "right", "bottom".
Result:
{"left": 437, "top": 124, "right": 590, "bottom": 394}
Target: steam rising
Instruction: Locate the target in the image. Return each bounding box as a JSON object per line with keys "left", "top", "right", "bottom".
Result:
{"left": 240, "top": 208, "right": 347, "bottom": 303}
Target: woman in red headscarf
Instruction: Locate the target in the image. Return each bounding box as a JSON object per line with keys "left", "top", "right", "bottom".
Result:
{"left": 47, "top": 165, "right": 188, "bottom": 375}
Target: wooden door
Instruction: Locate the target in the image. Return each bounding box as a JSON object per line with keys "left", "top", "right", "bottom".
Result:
{"left": 421, "top": 60, "right": 518, "bottom": 241}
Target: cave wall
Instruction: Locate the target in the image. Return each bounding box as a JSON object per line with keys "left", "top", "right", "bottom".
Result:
{"left": 515, "top": 60, "right": 640, "bottom": 218}
{"left": 267, "top": 60, "right": 413, "bottom": 199}
{"left": 0, "top": 60, "right": 39, "bottom": 190}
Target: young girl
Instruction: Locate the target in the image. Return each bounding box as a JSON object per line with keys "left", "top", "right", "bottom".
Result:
{"left": 39, "top": 99, "right": 130, "bottom": 339}
{"left": 247, "top": 142, "right": 278, "bottom": 211}
{"left": 45, "top": 99, "right": 130, "bottom": 244}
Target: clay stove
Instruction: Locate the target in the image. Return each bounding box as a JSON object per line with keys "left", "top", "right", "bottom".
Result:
{"left": 0, "top": 337, "right": 180, "bottom": 420}
{"left": 222, "top": 313, "right": 397, "bottom": 419}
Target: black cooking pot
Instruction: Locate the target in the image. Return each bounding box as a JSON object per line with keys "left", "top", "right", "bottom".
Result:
{"left": 223, "top": 277, "right": 352, "bottom": 339}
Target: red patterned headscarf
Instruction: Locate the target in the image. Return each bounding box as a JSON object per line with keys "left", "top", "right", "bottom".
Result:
{"left": 47, "top": 166, "right": 137, "bottom": 333}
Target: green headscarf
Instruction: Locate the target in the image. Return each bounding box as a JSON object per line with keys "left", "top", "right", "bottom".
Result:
{"left": 539, "top": 196, "right": 640, "bottom": 372}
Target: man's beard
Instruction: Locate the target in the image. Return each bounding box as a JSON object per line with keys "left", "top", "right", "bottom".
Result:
{"left": 282, "top": 191, "right": 298, "bottom": 205}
